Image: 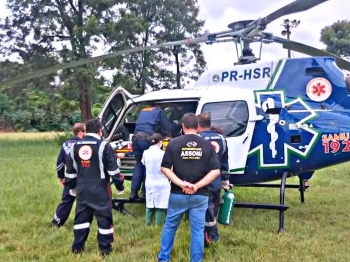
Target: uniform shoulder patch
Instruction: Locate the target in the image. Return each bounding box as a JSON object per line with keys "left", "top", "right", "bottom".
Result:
{"left": 78, "top": 145, "right": 93, "bottom": 160}
{"left": 211, "top": 141, "right": 220, "bottom": 153}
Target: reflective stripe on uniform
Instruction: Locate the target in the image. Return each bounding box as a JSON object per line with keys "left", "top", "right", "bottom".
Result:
{"left": 69, "top": 144, "right": 78, "bottom": 172}
{"left": 65, "top": 173, "right": 77, "bottom": 178}
{"left": 205, "top": 219, "right": 217, "bottom": 227}
{"left": 73, "top": 222, "right": 90, "bottom": 230}
{"left": 98, "top": 227, "right": 114, "bottom": 234}
{"left": 54, "top": 213, "right": 61, "bottom": 223}
{"left": 107, "top": 168, "right": 120, "bottom": 177}
{"left": 98, "top": 141, "right": 107, "bottom": 179}
{"left": 56, "top": 162, "right": 64, "bottom": 171}
{"left": 218, "top": 134, "right": 226, "bottom": 157}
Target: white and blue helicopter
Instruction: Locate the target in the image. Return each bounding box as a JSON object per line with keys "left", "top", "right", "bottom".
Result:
{"left": 1, "top": 0, "right": 350, "bottom": 233}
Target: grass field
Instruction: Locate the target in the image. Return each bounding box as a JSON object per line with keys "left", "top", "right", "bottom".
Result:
{"left": 1, "top": 133, "right": 350, "bottom": 261}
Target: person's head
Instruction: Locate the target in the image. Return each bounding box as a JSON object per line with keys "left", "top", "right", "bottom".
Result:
{"left": 154, "top": 103, "right": 166, "bottom": 110}
{"left": 85, "top": 119, "right": 103, "bottom": 138}
{"left": 73, "top": 123, "right": 86, "bottom": 139}
{"left": 197, "top": 113, "right": 211, "bottom": 133}
{"left": 151, "top": 133, "right": 163, "bottom": 148}
{"left": 181, "top": 113, "right": 199, "bottom": 134}
{"left": 211, "top": 125, "right": 223, "bottom": 135}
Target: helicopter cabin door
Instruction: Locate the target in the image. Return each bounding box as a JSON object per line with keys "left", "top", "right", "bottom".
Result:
{"left": 97, "top": 87, "right": 132, "bottom": 142}
{"left": 196, "top": 89, "right": 261, "bottom": 175}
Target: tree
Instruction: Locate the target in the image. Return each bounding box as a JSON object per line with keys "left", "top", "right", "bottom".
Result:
{"left": 109, "top": 0, "right": 207, "bottom": 92}
{"left": 320, "top": 20, "right": 350, "bottom": 58}
{"left": 0, "top": 0, "right": 129, "bottom": 122}
{"left": 156, "top": 0, "right": 207, "bottom": 89}
{"left": 0, "top": 0, "right": 208, "bottom": 129}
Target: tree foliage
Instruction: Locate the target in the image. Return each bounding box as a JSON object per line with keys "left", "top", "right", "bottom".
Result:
{"left": 320, "top": 20, "right": 350, "bottom": 58}
{"left": 0, "top": 0, "right": 207, "bottom": 131}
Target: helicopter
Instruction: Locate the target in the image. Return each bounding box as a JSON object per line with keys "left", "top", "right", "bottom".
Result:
{"left": 1, "top": 0, "right": 350, "bottom": 233}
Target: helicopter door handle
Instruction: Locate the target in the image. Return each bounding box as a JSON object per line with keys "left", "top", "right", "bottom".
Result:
{"left": 243, "top": 135, "right": 249, "bottom": 144}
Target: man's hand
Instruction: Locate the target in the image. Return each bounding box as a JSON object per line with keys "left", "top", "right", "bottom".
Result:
{"left": 59, "top": 178, "right": 65, "bottom": 186}
{"left": 69, "top": 189, "right": 76, "bottom": 196}
{"left": 116, "top": 153, "right": 125, "bottom": 159}
{"left": 181, "top": 181, "right": 197, "bottom": 195}
{"left": 114, "top": 181, "right": 125, "bottom": 194}
{"left": 222, "top": 180, "right": 230, "bottom": 190}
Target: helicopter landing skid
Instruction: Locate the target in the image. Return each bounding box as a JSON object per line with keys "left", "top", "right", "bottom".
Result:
{"left": 111, "top": 172, "right": 308, "bottom": 233}
{"left": 235, "top": 171, "right": 309, "bottom": 233}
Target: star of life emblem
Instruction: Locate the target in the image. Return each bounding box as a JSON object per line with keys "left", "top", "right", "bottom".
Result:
{"left": 306, "top": 77, "right": 332, "bottom": 102}
{"left": 78, "top": 145, "right": 93, "bottom": 160}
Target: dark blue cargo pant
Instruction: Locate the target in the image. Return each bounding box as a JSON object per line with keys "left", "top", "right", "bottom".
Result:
{"left": 130, "top": 140, "right": 151, "bottom": 194}
{"left": 72, "top": 203, "right": 114, "bottom": 253}
{"left": 205, "top": 188, "right": 221, "bottom": 244}
{"left": 51, "top": 185, "right": 75, "bottom": 226}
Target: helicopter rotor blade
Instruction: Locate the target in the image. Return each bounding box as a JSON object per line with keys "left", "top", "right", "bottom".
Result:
{"left": 271, "top": 36, "right": 350, "bottom": 71}
{"left": 248, "top": 0, "right": 329, "bottom": 28}
{"left": 0, "top": 28, "right": 247, "bottom": 87}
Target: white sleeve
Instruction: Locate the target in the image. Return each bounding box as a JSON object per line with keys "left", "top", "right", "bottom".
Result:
{"left": 141, "top": 152, "right": 146, "bottom": 165}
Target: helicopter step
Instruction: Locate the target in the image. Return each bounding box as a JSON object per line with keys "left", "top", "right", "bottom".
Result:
{"left": 236, "top": 178, "right": 309, "bottom": 204}
{"left": 111, "top": 198, "right": 145, "bottom": 216}
{"left": 111, "top": 172, "right": 309, "bottom": 233}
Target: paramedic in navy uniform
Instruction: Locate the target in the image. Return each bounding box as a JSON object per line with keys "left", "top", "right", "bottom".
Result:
{"left": 50, "top": 122, "right": 85, "bottom": 227}
{"left": 157, "top": 113, "right": 221, "bottom": 262}
{"left": 64, "top": 119, "right": 125, "bottom": 257}
{"left": 197, "top": 113, "right": 230, "bottom": 246}
{"left": 129, "top": 103, "right": 172, "bottom": 200}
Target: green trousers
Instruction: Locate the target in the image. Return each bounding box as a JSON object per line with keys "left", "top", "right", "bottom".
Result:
{"left": 145, "top": 207, "right": 166, "bottom": 226}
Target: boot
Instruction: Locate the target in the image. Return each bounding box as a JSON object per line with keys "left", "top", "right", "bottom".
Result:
{"left": 49, "top": 220, "right": 62, "bottom": 228}
{"left": 129, "top": 191, "right": 139, "bottom": 200}
{"left": 100, "top": 250, "right": 111, "bottom": 258}
{"left": 72, "top": 246, "right": 85, "bottom": 255}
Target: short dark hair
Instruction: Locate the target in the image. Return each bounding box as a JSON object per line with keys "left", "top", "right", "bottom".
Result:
{"left": 181, "top": 113, "right": 198, "bottom": 130}
{"left": 85, "top": 119, "right": 103, "bottom": 134}
{"left": 197, "top": 113, "right": 211, "bottom": 128}
{"left": 211, "top": 125, "right": 223, "bottom": 135}
{"left": 151, "top": 133, "right": 163, "bottom": 145}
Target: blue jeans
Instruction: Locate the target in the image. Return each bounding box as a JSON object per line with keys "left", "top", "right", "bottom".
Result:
{"left": 158, "top": 193, "right": 209, "bottom": 262}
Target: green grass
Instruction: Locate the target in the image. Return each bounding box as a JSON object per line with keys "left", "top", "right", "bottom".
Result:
{"left": 1, "top": 133, "right": 350, "bottom": 261}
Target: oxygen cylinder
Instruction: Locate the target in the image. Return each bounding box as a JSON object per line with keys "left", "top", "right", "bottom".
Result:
{"left": 218, "top": 185, "right": 235, "bottom": 225}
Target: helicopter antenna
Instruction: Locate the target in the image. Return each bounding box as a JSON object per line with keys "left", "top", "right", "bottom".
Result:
{"left": 259, "top": 37, "right": 263, "bottom": 61}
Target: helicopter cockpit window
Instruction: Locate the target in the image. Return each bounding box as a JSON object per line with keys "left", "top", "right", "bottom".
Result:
{"left": 101, "top": 94, "right": 124, "bottom": 138}
{"left": 122, "top": 102, "right": 152, "bottom": 123}
{"left": 201, "top": 101, "right": 249, "bottom": 137}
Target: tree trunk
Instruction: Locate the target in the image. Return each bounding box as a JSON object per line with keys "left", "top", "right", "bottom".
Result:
{"left": 141, "top": 28, "right": 150, "bottom": 94}
{"left": 77, "top": 73, "right": 93, "bottom": 122}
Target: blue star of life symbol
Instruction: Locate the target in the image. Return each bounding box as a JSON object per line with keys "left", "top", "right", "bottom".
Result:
{"left": 248, "top": 90, "right": 320, "bottom": 168}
